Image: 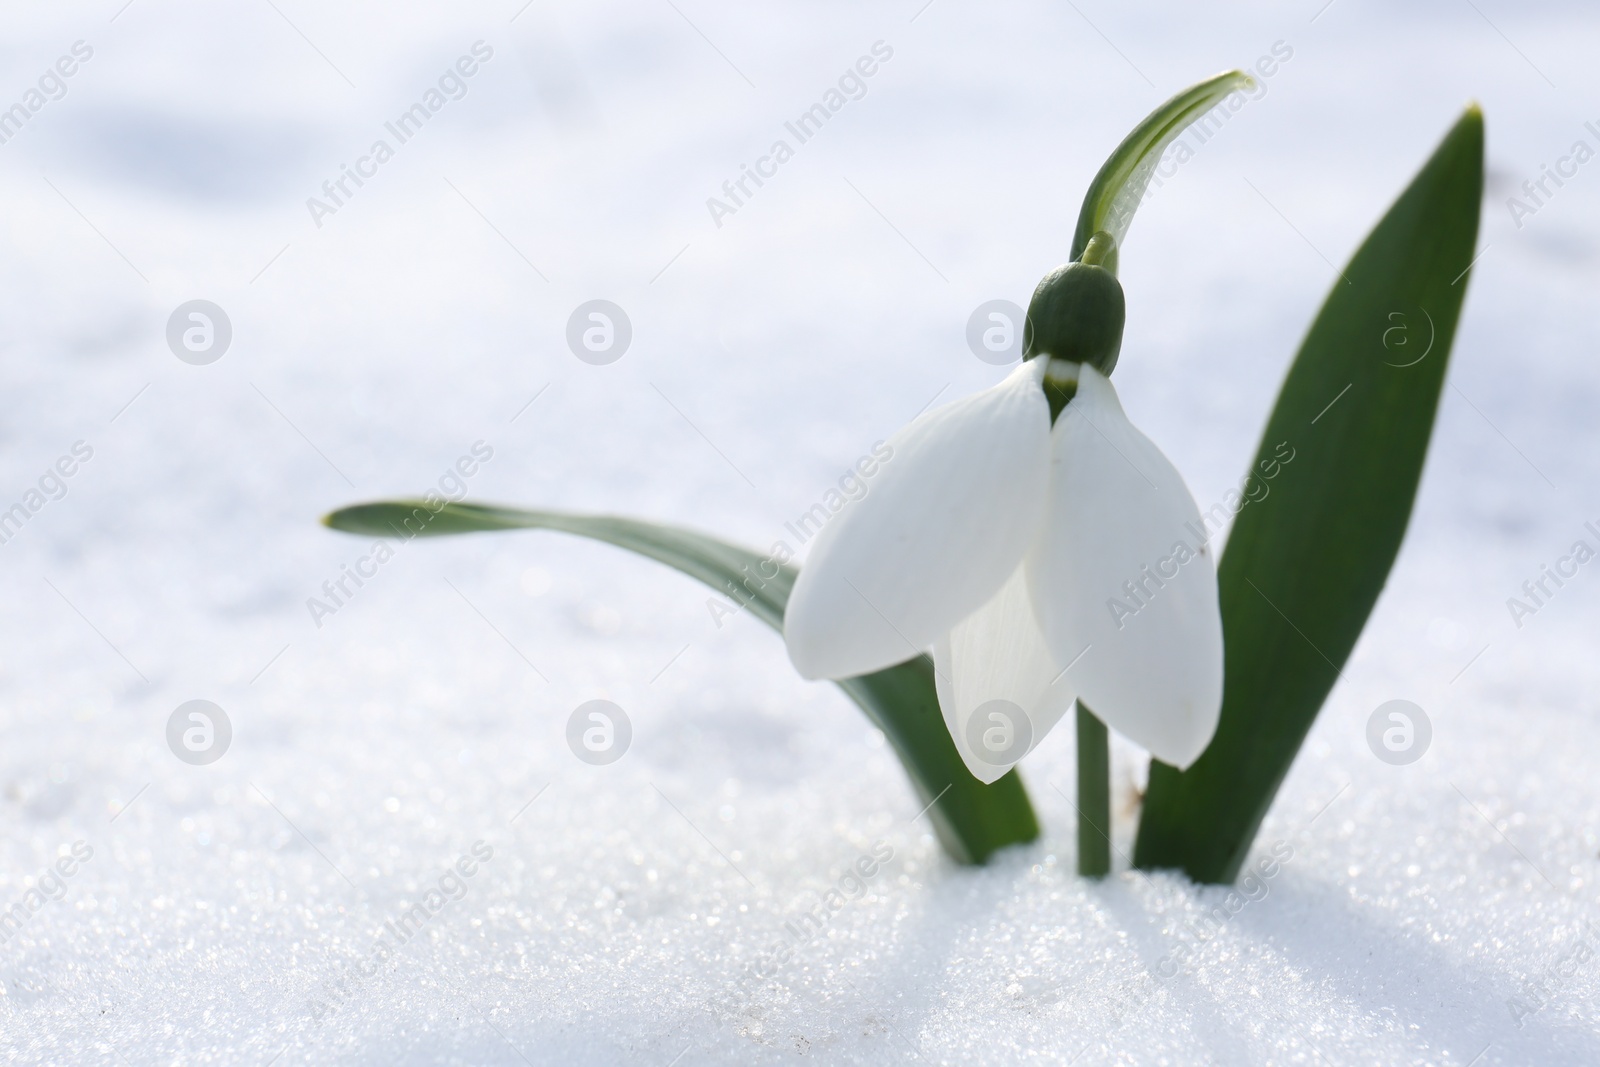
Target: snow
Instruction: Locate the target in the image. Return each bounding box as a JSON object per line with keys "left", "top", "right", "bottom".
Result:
{"left": 2, "top": 1, "right": 1598, "bottom": 1063}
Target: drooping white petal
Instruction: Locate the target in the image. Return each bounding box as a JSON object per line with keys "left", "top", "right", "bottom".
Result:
{"left": 784, "top": 359, "right": 1051, "bottom": 681}
{"left": 933, "top": 563, "right": 1076, "bottom": 784}
{"left": 1024, "top": 364, "right": 1223, "bottom": 768}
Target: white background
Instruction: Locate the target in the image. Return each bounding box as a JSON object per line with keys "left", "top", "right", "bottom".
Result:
{"left": 0, "top": 1, "right": 1596, "bottom": 1063}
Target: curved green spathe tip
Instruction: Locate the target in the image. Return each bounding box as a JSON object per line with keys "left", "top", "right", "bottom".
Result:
{"left": 1070, "top": 69, "right": 1255, "bottom": 273}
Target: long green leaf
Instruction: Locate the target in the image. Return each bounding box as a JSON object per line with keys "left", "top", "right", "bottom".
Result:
{"left": 1070, "top": 69, "right": 1254, "bottom": 272}
{"left": 325, "top": 501, "right": 1040, "bottom": 865}
{"left": 1133, "top": 106, "right": 1484, "bottom": 882}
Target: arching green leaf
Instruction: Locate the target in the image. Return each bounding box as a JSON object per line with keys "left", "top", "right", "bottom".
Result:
{"left": 324, "top": 500, "right": 1040, "bottom": 865}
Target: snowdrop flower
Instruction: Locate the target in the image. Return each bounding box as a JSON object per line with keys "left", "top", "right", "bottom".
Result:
{"left": 783, "top": 246, "right": 1222, "bottom": 783}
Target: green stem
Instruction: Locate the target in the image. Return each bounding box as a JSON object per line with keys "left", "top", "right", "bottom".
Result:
{"left": 1036, "top": 374, "right": 1110, "bottom": 877}
{"left": 1078, "top": 231, "right": 1116, "bottom": 267}
{"left": 1076, "top": 702, "right": 1111, "bottom": 878}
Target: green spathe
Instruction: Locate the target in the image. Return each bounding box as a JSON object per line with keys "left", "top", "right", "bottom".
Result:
{"left": 1070, "top": 69, "right": 1255, "bottom": 274}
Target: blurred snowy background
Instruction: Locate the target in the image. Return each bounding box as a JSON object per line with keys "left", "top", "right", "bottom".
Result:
{"left": 0, "top": 0, "right": 1597, "bottom": 1063}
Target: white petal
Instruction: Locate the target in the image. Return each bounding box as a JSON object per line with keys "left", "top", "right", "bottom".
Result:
{"left": 784, "top": 360, "right": 1051, "bottom": 680}
{"left": 1024, "top": 364, "right": 1223, "bottom": 768}
{"left": 933, "top": 564, "right": 1076, "bottom": 784}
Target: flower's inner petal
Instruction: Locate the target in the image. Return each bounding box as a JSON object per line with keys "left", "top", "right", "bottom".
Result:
{"left": 1025, "top": 364, "right": 1223, "bottom": 769}
{"left": 934, "top": 563, "right": 1076, "bottom": 785}
{"left": 784, "top": 360, "right": 1051, "bottom": 681}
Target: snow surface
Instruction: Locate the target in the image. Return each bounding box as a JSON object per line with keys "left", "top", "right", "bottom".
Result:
{"left": 2, "top": 1, "right": 1599, "bottom": 1063}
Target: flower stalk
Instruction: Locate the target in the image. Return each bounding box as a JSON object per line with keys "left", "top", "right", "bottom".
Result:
{"left": 1028, "top": 233, "right": 1139, "bottom": 878}
{"left": 1075, "top": 703, "right": 1111, "bottom": 878}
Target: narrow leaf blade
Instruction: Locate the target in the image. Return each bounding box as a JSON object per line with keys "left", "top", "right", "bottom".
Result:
{"left": 327, "top": 501, "right": 791, "bottom": 628}
{"left": 325, "top": 500, "right": 1040, "bottom": 864}
{"left": 1134, "top": 106, "right": 1485, "bottom": 882}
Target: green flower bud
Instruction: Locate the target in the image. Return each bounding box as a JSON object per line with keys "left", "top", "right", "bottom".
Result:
{"left": 1022, "top": 231, "right": 1125, "bottom": 376}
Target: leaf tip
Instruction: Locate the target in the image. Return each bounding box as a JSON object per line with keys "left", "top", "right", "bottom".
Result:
{"left": 1439, "top": 102, "right": 1485, "bottom": 178}
{"left": 1455, "top": 102, "right": 1485, "bottom": 145}
{"left": 321, "top": 505, "right": 367, "bottom": 534}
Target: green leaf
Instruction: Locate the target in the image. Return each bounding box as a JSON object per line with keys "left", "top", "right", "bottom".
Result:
{"left": 329, "top": 501, "right": 794, "bottom": 627}
{"left": 1071, "top": 69, "right": 1255, "bottom": 273}
{"left": 324, "top": 501, "right": 1040, "bottom": 865}
{"left": 1133, "top": 106, "right": 1485, "bottom": 883}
